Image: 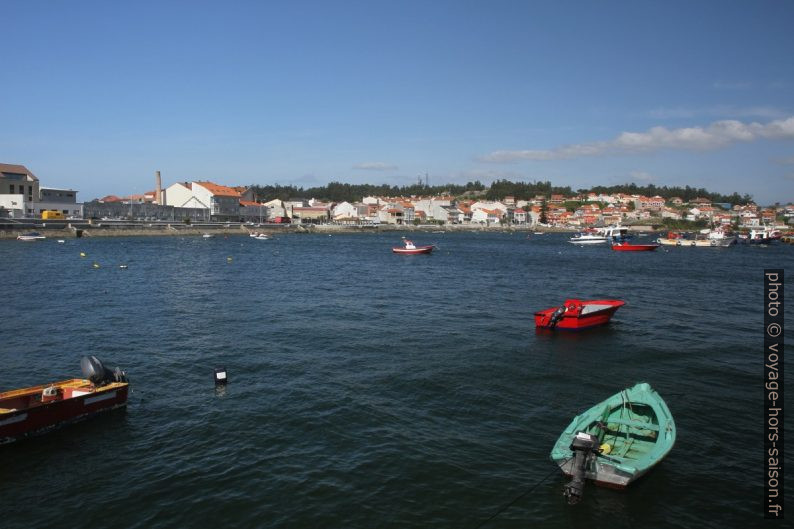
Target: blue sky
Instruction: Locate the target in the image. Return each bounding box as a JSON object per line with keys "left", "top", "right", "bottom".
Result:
{"left": 2, "top": 0, "right": 793, "bottom": 203}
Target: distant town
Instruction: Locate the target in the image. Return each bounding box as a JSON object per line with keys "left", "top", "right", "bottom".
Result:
{"left": 1, "top": 162, "right": 792, "bottom": 230}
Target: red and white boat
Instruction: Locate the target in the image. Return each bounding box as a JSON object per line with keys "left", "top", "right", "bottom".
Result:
{"left": 535, "top": 299, "right": 625, "bottom": 330}
{"left": 392, "top": 238, "right": 434, "bottom": 255}
{"left": 0, "top": 356, "right": 129, "bottom": 445}
{"left": 611, "top": 242, "right": 660, "bottom": 251}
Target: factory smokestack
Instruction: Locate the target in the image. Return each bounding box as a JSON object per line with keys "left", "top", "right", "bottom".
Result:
{"left": 155, "top": 170, "right": 163, "bottom": 205}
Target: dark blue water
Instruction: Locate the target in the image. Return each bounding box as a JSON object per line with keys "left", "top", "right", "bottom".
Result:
{"left": 1, "top": 232, "right": 791, "bottom": 528}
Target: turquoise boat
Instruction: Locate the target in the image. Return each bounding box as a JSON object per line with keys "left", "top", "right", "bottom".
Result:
{"left": 550, "top": 382, "right": 676, "bottom": 503}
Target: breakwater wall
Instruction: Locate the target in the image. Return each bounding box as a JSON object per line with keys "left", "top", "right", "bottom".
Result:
{"left": 1, "top": 221, "right": 660, "bottom": 239}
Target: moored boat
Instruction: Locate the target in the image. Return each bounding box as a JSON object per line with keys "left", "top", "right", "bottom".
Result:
{"left": 0, "top": 356, "right": 129, "bottom": 445}
{"left": 550, "top": 382, "right": 675, "bottom": 503}
{"left": 738, "top": 226, "right": 781, "bottom": 244}
{"left": 534, "top": 299, "right": 625, "bottom": 330}
{"left": 568, "top": 228, "right": 607, "bottom": 244}
{"left": 569, "top": 226, "right": 630, "bottom": 245}
{"left": 611, "top": 242, "right": 660, "bottom": 251}
{"left": 657, "top": 228, "right": 735, "bottom": 247}
{"left": 392, "top": 238, "right": 434, "bottom": 255}
{"left": 17, "top": 232, "right": 46, "bottom": 241}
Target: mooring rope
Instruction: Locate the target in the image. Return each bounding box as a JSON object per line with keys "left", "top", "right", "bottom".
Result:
{"left": 472, "top": 457, "right": 571, "bottom": 529}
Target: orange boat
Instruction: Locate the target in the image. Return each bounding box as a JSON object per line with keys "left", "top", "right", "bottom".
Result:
{"left": 0, "top": 356, "right": 129, "bottom": 445}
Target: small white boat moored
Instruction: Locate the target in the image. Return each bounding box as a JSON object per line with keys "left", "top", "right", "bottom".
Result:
{"left": 17, "top": 232, "right": 46, "bottom": 241}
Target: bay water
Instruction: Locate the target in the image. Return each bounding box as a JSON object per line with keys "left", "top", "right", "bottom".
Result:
{"left": 1, "top": 232, "right": 790, "bottom": 528}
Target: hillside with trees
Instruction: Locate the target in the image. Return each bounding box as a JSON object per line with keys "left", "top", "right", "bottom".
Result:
{"left": 248, "top": 179, "right": 753, "bottom": 205}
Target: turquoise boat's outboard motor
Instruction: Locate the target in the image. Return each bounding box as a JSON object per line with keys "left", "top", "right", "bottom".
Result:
{"left": 564, "top": 432, "right": 600, "bottom": 504}
{"left": 81, "top": 356, "right": 128, "bottom": 386}
{"left": 548, "top": 305, "right": 567, "bottom": 328}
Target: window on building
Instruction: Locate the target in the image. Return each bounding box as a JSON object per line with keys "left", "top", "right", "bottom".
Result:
{"left": 9, "top": 184, "right": 14, "bottom": 193}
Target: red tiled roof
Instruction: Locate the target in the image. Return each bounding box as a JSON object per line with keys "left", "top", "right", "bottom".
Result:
{"left": 196, "top": 181, "right": 241, "bottom": 197}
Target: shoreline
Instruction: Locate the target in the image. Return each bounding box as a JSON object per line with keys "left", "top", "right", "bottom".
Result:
{"left": 0, "top": 221, "right": 660, "bottom": 239}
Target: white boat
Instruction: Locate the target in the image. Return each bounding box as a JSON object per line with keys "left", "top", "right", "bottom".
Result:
{"left": 202, "top": 233, "right": 214, "bottom": 238}
{"left": 17, "top": 232, "right": 46, "bottom": 241}
{"left": 569, "top": 233, "right": 607, "bottom": 244}
{"left": 739, "top": 226, "right": 781, "bottom": 244}
{"left": 249, "top": 232, "right": 270, "bottom": 240}
{"left": 569, "top": 225, "right": 629, "bottom": 245}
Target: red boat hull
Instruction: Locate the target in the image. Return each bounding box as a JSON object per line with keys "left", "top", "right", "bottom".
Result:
{"left": 392, "top": 246, "right": 434, "bottom": 254}
{"left": 534, "top": 299, "right": 625, "bottom": 330}
{"left": 611, "top": 243, "right": 660, "bottom": 251}
{"left": 0, "top": 381, "right": 129, "bottom": 444}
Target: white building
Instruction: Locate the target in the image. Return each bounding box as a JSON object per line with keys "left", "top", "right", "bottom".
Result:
{"left": 470, "top": 200, "right": 508, "bottom": 215}
{"left": 262, "top": 199, "right": 290, "bottom": 220}
{"left": 163, "top": 181, "right": 241, "bottom": 219}
{"left": 332, "top": 201, "right": 359, "bottom": 221}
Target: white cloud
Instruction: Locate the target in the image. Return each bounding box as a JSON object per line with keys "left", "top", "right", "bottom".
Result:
{"left": 479, "top": 116, "right": 794, "bottom": 163}
{"left": 352, "top": 162, "right": 398, "bottom": 171}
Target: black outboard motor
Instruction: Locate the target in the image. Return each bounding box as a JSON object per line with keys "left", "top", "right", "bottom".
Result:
{"left": 548, "top": 305, "right": 567, "bottom": 328}
{"left": 564, "top": 432, "right": 600, "bottom": 504}
{"left": 81, "top": 356, "right": 128, "bottom": 386}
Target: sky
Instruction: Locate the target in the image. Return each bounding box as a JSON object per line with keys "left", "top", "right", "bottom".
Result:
{"left": 2, "top": 0, "right": 793, "bottom": 204}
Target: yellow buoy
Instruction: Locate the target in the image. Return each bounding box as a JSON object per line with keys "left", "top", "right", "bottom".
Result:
{"left": 227, "top": 256, "right": 233, "bottom": 262}
{"left": 599, "top": 443, "right": 612, "bottom": 455}
{"left": 92, "top": 262, "right": 100, "bottom": 269}
{"left": 80, "top": 252, "right": 86, "bottom": 257}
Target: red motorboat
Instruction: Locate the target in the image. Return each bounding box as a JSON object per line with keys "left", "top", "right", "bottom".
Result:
{"left": 0, "top": 356, "right": 129, "bottom": 445}
{"left": 535, "top": 299, "right": 625, "bottom": 330}
{"left": 392, "top": 238, "right": 434, "bottom": 255}
{"left": 611, "top": 242, "right": 660, "bottom": 251}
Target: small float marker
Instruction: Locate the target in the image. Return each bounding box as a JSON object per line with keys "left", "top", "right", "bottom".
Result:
{"left": 119, "top": 264, "right": 128, "bottom": 269}
{"left": 80, "top": 252, "right": 86, "bottom": 257}
{"left": 214, "top": 367, "right": 228, "bottom": 386}
{"left": 92, "top": 262, "right": 100, "bottom": 269}
{"left": 226, "top": 256, "right": 233, "bottom": 262}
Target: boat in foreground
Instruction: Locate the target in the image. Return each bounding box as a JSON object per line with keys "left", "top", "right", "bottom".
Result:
{"left": 535, "top": 299, "right": 625, "bottom": 330}
{"left": 611, "top": 242, "right": 660, "bottom": 251}
{"left": 0, "top": 356, "right": 129, "bottom": 445}
{"left": 392, "top": 238, "right": 434, "bottom": 255}
{"left": 550, "top": 382, "right": 675, "bottom": 503}
{"left": 17, "top": 232, "right": 46, "bottom": 241}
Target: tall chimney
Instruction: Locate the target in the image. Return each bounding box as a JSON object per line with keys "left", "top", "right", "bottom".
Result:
{"left": 156, "top": 170, "right": 162, "bottom": 204}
